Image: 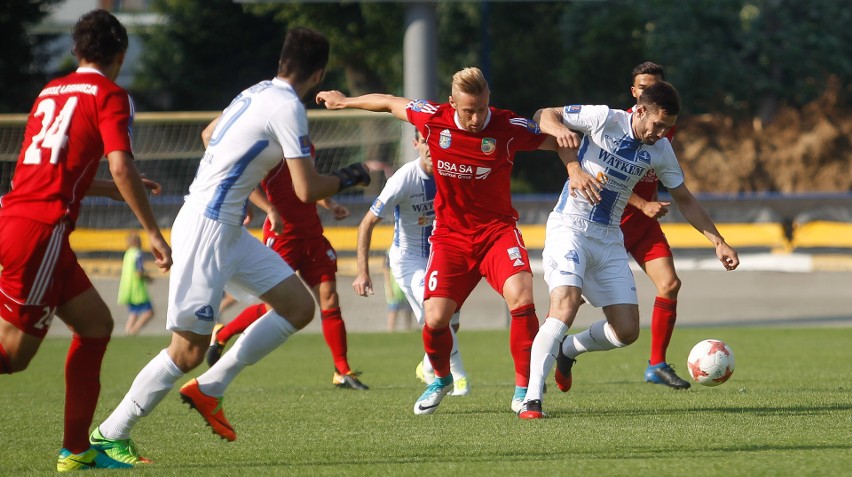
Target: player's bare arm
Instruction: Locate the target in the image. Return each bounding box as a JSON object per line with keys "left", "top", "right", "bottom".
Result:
{"left": 249, "top": 185, "right": 282, "bottom": 234}
{"left": 534, "top": 107, "right": 581, "bottom": 149}
{"left": 669, "top": 183, "right": 739, "bottom": 271}
{"left": 628, "top": 192, "right": 670, "bottom": 219}
{"left": 353, "top": 212, "right": 383, "bottom": 297}
{"left": 87, "top": 177, "right": 161, "bottom": 201}
{"left": 201, "top": 115, "right": 222, "bottom": 148}
{"left": 319, "top": 198, "right": 350, "bottom": 220}
{"left": 107, "top": 150, "right": 172, "bottom": 272}
{"left": 316, "top": 91, "right": 411, "bottom": 122}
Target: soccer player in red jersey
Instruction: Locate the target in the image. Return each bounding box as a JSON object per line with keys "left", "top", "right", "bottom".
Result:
{"left": 206, "top": 159, "right": 370, "bottom": 390}
{"left": 318, "top": 67, "right": 575, "bottom": 416}
{"left": 621, "top": 62, "right": 691, "bottom": 389}
{"left": 0, "top": 10, "right": 172, "bottom": 471}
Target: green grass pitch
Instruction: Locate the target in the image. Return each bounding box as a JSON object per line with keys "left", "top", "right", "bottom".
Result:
{"left": 2, "top": 327, "right": 850, "bottom": 476}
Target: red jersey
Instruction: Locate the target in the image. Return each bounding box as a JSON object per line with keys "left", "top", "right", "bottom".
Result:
{"left": 406, "top": 100, "right": 546, "bottom": 236}
{"left": 621, "top": 106, "right": 676, "bottom": 226}
{"left": 0, "top": 68, "right": 133, "bottom": 226}
{"left": 261, "top": 156, "right": 323, "bottom": 239}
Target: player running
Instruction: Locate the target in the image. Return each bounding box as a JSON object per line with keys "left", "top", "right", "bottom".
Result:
{"left": 622, "top": 62, "right": 692, "bottom": 389}
{"left": 519, "top": 82, "right": 739, "bottom": 419}
{"left": 205, "top": 160, "right": 370, "bottom": 391}
{"left": 0, "top": 10, "right": 172, "bottom": 471}
{"left": 318, "top": 67, "right": 577, "bottom": 416}
{"left": 352, "top": 129, "right": 469, "bottom": 396}
{"left": 90, "top": 27, "right": 370, "bottom": 462}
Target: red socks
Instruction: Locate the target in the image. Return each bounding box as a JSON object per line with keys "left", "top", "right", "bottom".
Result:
{"left": 509, "top": 304, "right": 539, "bottom": 388}
{"left": 64, "top": 335, "right": 109, "bottom": 454}
{"left": 218, "top": 303, "right": 267, "bottom": 344}
{"left": 321, "top": 308, "right": 350, "bottom": 375}
{"left": 422, "top": 323, "right": 452, "bottom": 378}
{"left": 649, "top": 296, "right": 677, "bottom": 365}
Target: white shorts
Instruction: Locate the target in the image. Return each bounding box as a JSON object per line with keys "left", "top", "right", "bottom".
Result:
{"left": 388, "top": 247, "right": 459, "bottom": 327}
{"left": 166, "top": 205, "right": 293, "bottom": 334}
{"left": 541, "top": 212, "right": 637, "bottom": 308}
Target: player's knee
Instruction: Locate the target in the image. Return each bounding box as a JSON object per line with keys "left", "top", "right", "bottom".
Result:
{"left": 658, "top": 276, "right": 682, "bottom": 297}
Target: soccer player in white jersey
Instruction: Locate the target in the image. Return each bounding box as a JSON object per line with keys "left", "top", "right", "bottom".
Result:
{"left": 90, "top": 28, "right": 370, "bottom": 462}
{"left": 352, "top": 130, "right": 470, "bottom": 396}
{"left": 518, "top": 82, "right": 739, "bottom": 419}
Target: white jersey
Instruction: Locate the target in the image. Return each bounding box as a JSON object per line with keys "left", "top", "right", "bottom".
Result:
{"left": 185, "top": 78, "right": 312, "bottom": 225}
{"left": 370, "top": 159, "right": 436, "bottom": 260}
{"left": 552, "top": 105, "right": 684, "bottom": 226}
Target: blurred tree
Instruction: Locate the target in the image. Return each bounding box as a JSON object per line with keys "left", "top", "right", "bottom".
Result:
{"left": 134, "top": 0, "right": 282, "bottom": 110}
{"left": 0, "top": 0, "right": 61, "bottom": 113}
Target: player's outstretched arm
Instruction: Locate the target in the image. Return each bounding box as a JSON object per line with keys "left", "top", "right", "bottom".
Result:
{"left": 316, "top": 91, "right": 411, "bottom": 122}
{"left": 353, "top": 212, "right": 383, "bottom": 297}
{"left": 107, "top": 150, "right": 172, "bottom": 272}
{"left": 669, "top": 183, "right": 739, "bottom": 271}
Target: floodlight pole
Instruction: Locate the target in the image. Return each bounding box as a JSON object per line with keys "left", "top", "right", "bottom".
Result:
{"left": 402, "top": 2, "right": 438, "bottom": 163}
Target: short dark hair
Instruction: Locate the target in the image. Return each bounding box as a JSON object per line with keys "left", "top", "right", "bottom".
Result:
{"left": 278, "top": 27, "right": 330, "bottom": 82}
{"left": 72, "top": 9, "right": 128, "bottom": 65}
{"left": 637, "top": 81, "right": 680, "bottom": 116}
{"left": 632, "top": 61, "right": 665, "bottom": 80}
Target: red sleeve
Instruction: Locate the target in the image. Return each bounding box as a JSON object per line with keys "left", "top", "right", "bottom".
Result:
{"left": 99, "top": 89, "right": 133, "bottom": 156}
{"left": 405, "top": 99, "right": 438, "bottom": 138}
{"left": 506, "top": 112, "right": 547, "bottom": 151}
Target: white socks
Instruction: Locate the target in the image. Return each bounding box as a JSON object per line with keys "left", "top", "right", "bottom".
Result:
{"left": 196, "top": 309, "right": 297, "bottom": 397}
{"left": 562, "top": 319, "right": 626, "bottom": 358}
{"left": 99, "top": 349, "right": 184, "bottom": 440}
{"left": 526, "top": 318, "right": 569, "bottom": 402}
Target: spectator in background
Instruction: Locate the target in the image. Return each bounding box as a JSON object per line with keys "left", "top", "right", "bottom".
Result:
{"left": 118, "top": 233, "right": 156, "bottom": 336}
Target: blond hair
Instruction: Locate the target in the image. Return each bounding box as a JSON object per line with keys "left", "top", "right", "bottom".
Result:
{"left": 451, "top": 67, "right": 489, "bottom": 96}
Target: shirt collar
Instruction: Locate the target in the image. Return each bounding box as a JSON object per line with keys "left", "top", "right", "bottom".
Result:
{"left": 75, "top": 67, "right": 105, "bottom": 77}
{"left": 453, "top": 108, "right": 492, "bottom": 132}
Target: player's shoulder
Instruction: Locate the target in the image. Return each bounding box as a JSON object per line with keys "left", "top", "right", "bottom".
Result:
{"left": 490, "top": 107, "right": 541, "bottom": 134}
{"left": 407, "top": 99, "right": 441, "bottom": 115}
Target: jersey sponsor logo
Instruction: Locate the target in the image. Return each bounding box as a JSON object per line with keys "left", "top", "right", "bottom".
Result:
{"left": 566, "top": 105, "right": 582, "bottom": 114}
{"left": 481, "top": 137, "right": 496, "bottom": 154}
{"left": 195, "top": 305, "right": 215, "bottom": 322}
{"left": 565, "top": 250, "right": 580, "bottom": 264}
{"left": 412, "top": 201, "right": 433, "bottom": 213}
{"left": 507, "top": 247, "right": 522, "bottom": 260}
{"left": 436, "top": 160, "right": 473, "bottom": 179}
{"left": 298, "top": 135, "right": 311, "bottom": 155}
{"left": 475, "top": 167, "right": 491, "bottom": 180}
{"left": 439, "top": 129, "right": 452, "bottom": 149}
{"left": 417, "top": 215, "right": 433, "bottom": 226}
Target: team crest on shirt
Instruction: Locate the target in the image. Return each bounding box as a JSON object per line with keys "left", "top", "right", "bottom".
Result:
{"left": 481, "top": 138, "right": 496, "bottom": 155}
{"left": 439, "top": 129, "right": 452, "bottom": 149}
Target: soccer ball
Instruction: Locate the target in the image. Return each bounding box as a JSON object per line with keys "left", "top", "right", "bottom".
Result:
{"left": 686, "top": 339, "right": 735, "bottom": 386}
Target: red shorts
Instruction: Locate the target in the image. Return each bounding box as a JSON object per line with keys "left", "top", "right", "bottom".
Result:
{"left": 622, "top": 215, "right": 673, "bottom": 266}
{"left": 264, "top": 232, "right": 337, "bottom": 288}
{"left": 0, "top": 217, "right": 93, "bottom": 338}
{"left": 423, "top": 224, "right": 532, "bottom": 307}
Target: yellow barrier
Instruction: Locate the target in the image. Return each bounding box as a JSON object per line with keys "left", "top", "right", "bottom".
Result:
{"left": 70, "top": 222, "right": 794, "bottom": 253}
{"left": 791, "top": 221, "right": 852, "bottom": 249}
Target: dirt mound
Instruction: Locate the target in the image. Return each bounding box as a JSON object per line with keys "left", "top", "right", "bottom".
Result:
{"left": 675, "top": 77, "right": 851, "bottom": 193}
